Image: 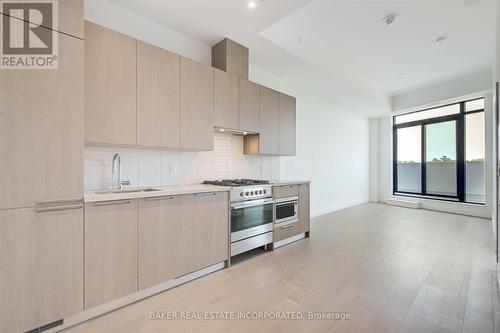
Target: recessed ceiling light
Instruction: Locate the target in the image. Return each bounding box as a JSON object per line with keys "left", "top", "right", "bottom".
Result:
{"left": 435, "top": 36, "right": 447, "bottom": 44}
{"left": 243, "top": 132, "right": 248, "bottom": 135}
{"left": 248, "top": 1, "right": 257, "bottom": 9}
{"left": 382, "top": 13, "right": 398, "bottom": 27}
{"left": 220, "top": 128, "right": 225, "bottom": 132}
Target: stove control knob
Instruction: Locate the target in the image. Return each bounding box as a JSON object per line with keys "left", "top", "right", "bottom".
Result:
{"left": 245, "top": 192, "right": 249, "bottom": 196}
{"left": 250, "top": 191, "right": 254, "bottom": 195}
{"left": 263, "top": 190, "right": 267, "bottom": 194}
{"left": 240, "top": 192, "right": 244, "bottom": 197}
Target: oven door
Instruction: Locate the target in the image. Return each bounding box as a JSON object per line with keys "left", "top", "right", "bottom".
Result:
{"left": 274, "top": 197, "right": 298, "bottom": 226}
{"left": 231, "top": 198, "right": 274, "bottom": 242}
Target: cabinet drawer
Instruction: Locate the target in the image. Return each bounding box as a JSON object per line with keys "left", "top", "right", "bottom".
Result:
{"left": 274, "top": 223, "right": 299, "bottom": 242}
{"left": 273, "top": 185, "right": 298, "bottom": 199}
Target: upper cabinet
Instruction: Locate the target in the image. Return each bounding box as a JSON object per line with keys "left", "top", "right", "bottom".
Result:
{"left": 259, "top": 86, "right": 280, "bottom": 155}
{"left": 180, "top": 57, "right": 214, "bottom": 151}
{"left": 238, "top": 79, "right": 260, "bottom": 133}
{"left": 82, "top": 23, "right": 295, "bottom": 155}
{"left": 0, "top": 30, "right": 83, "bottom": 209}
{"left": 278, "top": 93, "right": 296, "bottom": 156}
{"left": 137, "top": 41, "right": 180, "bottom": 148}
{"left": 246, "top": 86, "right": 280, "bottom": 155}
{"left": 84, "top": 21, "right": 137, "bottom": 146}
{"left": 214, "top": 69, "right": 239, "bottom": 130}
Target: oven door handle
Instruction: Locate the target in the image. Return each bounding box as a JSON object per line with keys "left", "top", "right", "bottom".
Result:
{"left": 231, "top": 198, "right": 273, "bottom": 209}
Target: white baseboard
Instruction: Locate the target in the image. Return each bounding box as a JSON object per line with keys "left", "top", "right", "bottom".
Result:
{"left": 311, "top": 198, "right": 369, "bottom": 218}
{"left": 48, "top": 262, "right": 226, "bottom": 333}
{"left": 384, "top": 199, "right": 422, "bottom": 209}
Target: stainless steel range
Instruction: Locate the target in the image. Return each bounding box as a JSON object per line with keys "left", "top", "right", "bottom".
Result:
{"left": 203, "top": 179, "right": 274, "bottom": 256}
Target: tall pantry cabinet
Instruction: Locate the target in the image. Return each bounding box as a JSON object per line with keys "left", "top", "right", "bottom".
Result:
{"left": 0, "top": 3, "right": 84, "bottom": 332}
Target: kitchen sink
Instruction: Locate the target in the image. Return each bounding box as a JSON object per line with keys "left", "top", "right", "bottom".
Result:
{"left": 94, "top": 188, "right": 162, "bottom": 195}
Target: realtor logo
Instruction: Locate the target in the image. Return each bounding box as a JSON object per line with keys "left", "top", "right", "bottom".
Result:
{"left": 1, "top": 0, "right": 58, "bottom": 69}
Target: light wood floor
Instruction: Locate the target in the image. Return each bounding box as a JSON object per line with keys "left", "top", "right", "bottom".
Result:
{"left": 64, "top": 203, "right": 499, "bottom": 333}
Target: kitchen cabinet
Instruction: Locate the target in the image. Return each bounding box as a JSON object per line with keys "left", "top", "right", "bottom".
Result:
{"left": 279, "top": 93, "right": 296, "bottom": 156}
{"left": 85, "top": 200, "right": 138, "bottom": 309}
{"left": 84, "top": 21, "right": 137, "bottom": 146}
{"left": 0, "top": 0, "right": 83, "bottom": 39}
{"left": 214, "top": 68, "right": 239, "bottom": 130}
{"left": 298, "top": 184, "right": 310, "bottom": 235}
{"left": 0, "top": 30, "right": 83, "bottom": 209}
{"left": 238, "top": 79, "right": 260, "bottom": 133}
{"left": 244, "top": 86, "right": 279, "bottom": 155}
{"left": 273, "top": 184, "right": 299, "bottom": 199}
{"left": 274, "top": 222, "right": 300, "bottom": 242}
{"left": 0, "top": 206, "right": 83, "bottom": 333}
{"left": 137, "top": 41, "right": 180, "bottom": 148}
{"left": 259, "top": 86, "right": 280, "bottom": 155}
{"left": 180, "top": 57, "right": 214, "bottom": 151}
{"left": 138, "top": 196, "right": 183, "bottom": 289}
{"left": 180, "top": 192, "right": 229, "bottom": 272}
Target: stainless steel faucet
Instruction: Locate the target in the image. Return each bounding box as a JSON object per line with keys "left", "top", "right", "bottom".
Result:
{"left": 112, "top": 153, "right": 130, "bottom": 190}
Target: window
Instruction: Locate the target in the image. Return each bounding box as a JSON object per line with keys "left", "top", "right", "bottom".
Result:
{"left": 393, "top": 98, "right": 485, "bottom": 204}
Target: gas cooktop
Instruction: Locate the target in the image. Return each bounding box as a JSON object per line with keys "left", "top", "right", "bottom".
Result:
{"left": 203, "top": 179, "right": 270, "bottom": 187}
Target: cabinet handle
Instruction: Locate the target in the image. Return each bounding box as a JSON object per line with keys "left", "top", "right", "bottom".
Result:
{"left": 93, "top": 200, "right": 131, "bottom": 207}
{"left": 281, "top": 185, "right": 293, "bottom": 188}
{"left": 145, "top": 196, "right": 174, "bottom": 201}
{"left": 36, "top": 203, "right": 83, "bottom": 213}
{"left": 195, "top": 192, "right": 216, "bottom": 197}
{"left": 281, "top": 224, "right": 294, "bottom": 230}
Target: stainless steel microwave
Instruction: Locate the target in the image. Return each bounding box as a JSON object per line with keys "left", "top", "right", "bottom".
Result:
{"left": 274, "top": 196, "right": 298, "bottom": 226}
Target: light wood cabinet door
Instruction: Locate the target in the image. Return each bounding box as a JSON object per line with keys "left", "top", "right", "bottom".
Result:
{"left": 0, "top": 207, "right": 83, "bottom": 333}
{"left": 138, "top": 196, "right": 183, "bottom": 289}
{"left": 180, "top": 57, "right": 214, "bottom": 151}
{"left": 298, "top": 184, "right": 310, "bottom": 234}
{"left": 0, "top": 31, "right": 83, "bottom": 209}
{"left": 279, "top": 93, "right": 296, "bottom": 156}
{"left": 84, "top": 21, "right": 137, "bottom": 145}
{"left": 0, "top": 0, "right": 83, "bottom": 38}
{"left": 238, "top": 79, "right": 260, "bottom": 133}
{"left": 137, "top": 41, "right": 180, "bottom": 148}
{"left": 85, "top": 200, "right": 138, "bottom": 309}
{"left": 214, "top": 69, "right": 238, "bottom": 129}
{"left": 259, "top": 86, "right": 280, "bottom": 155}
{"left": 180, "top": 192, "right": 229, "bottom": 273}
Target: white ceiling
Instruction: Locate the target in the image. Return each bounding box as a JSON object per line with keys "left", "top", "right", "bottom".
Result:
{"left": 109, "top": 0, "right": 496, "bottom": 116}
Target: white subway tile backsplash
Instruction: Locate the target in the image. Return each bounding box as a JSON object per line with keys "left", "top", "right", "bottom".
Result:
{"left": 84, "top": 133, "right": 280, "bottom": 190}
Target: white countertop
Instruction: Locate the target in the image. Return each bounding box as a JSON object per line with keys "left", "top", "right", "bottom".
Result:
{"left": 270, "top": 180, "right": 311, "bottom": 186}
{"left": 84, "top": 184, "right": 230, "bottom": 203}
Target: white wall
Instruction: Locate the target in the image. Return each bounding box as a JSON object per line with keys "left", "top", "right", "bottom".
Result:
{"left": 392, "top": 69, "right": 492, "bottom": 113}
{"left": 84, "top": 0, "right": 372, "bottom": 216}
{"left": 277, "top": 86, "right": 370, "bottom": 217}
{"left": 372, "top": 79, "right": 494, "bottom": 218}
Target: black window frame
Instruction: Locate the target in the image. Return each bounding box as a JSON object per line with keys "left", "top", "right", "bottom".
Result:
{"left": 392, "top": 97, "right": 485, "bottom": 204}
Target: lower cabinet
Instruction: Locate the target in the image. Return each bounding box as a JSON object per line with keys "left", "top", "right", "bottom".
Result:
{"left": 0, "top": 206, "right": 83, "bottom": 333}
{"left": 138, "top": 195, "right": 183, "bottom": 289}
{"left": 86, "top": 192, "right": 229, "bottom": 301}
{"left": 298, "top": 184, "right": 310, "bottom": 234}
{"left": 180, "top": 192, "right": 229, "bottom": 273}
{"left": 84, "top": 200, "right": 138, "bottom": 309}
{"left": 274, "top": 222, "right": 300, "bottom": 242}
